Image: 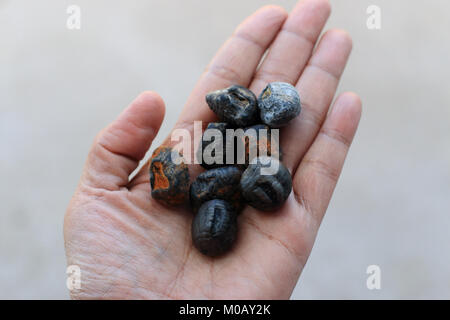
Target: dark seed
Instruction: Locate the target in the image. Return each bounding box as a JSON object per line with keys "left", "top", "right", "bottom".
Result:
{"left": 258, "top": 82, "right": 301, "bottom": 128}
{"left": 192, "top": 199, "right": 238, "bottom": 257}
{"left": 190, "top": 166, "right": 244, "bottom": 213}
{"left": 197, "top": 122, "right": 230, "bottom": 169}
{"left": 206, "top": 85, "right": 259, "bottom": 127}
{"left": 240, "top": 124, "right": 282, "bottom": 167}
{"left": 240, "top": 156, "right": 292, "bottom": 211}
{"left": 149, "top": 146, "right": 190, "bottom": 206}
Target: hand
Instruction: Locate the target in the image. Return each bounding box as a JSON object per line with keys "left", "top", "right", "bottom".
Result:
{"left": 64, "top": 0, "right": 361, "bottom": 299}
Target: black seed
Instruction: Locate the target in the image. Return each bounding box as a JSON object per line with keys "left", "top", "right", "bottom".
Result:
{"left": 240, "top": 156, "right": 292, "bottom": 211}
{"left": 149, "top": 146, "right": 190, "bottom": 206}
{"left": 240, "top": 124, "right": 282, "bottom": 167}
{"left": 258, "top": 82, "right": 301, "bottom": 128}
{"left": 192, "top": 200, "right": 238, "bottom": 257}
{"left": 197, "top": 122, "right": 231, "bottom": 169}
{"left": 206, "top": 85, "right": 259, "bottom": 127}
{"left": 190, "top": 166, "right": 244, "bottom": 213}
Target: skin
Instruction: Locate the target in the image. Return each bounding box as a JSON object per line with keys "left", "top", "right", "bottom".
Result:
{"left": 64, "top": 0, "right": 362, "bottom": 299}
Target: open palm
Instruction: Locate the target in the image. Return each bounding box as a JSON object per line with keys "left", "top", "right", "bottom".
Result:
{"left": 64, "top": 0, "right": 361, "bottom": 299}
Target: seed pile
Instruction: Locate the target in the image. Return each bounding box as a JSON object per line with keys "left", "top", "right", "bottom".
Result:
{"left": 149, "top": 82, "right": 301, "bottom": 257}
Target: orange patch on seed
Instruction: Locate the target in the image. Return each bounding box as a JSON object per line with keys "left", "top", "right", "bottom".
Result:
{"left": 152, "top": 162, "right": 169, "bottom": 190}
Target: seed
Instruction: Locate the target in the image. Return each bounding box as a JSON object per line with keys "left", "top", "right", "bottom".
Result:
{"left": 258, "top": 82, "right": 301, "bottom": 128}
{"left": 240, "top": 156, "right": 292, "bottom": 211}
{"left": 241, "top": 124, "right": 282, "bottom": 167}
{"left": 197, "top": 122, "right": 230, "bottom": 169}
{"left": 206, "top": 85, "right": 259, "bottom": 127}
{"left": 190, "top": 166, "right": 244, "bottom": 213}
{"left": 191, "top": 199, "right": 238, "bottom": 257}
{"left": 149, "top": 146, "right": 190, "bottom": 206}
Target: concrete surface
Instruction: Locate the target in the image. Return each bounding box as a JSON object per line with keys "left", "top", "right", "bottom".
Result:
{"left": 1, "top": 0, "right": 449, "bottom": 299}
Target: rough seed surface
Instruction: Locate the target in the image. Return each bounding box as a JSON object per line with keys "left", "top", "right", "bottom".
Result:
{"left": 197, "top": 122, "right": 230, "bottom": 169}
{"left": 149, "top": 147, "right": 190, "bottom": 206}
{"left": 258, "top": 82, "right": 301, "bottom": 128}
{"left": 190, "top": 166, "right": 244, "bottom": 213}
{"left": 191, "top": 199, "right": 238, "bottom": 257}
{"left": 206, "top": 85, "right": 259, "bottom": 127}
{"left": 240, "top": 156, "right": 292, "bottom": 211}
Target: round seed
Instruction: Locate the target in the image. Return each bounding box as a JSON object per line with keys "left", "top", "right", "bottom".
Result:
{"left": 149, "top": 146, "right": 190, "bottom": 206}
{"left": 241, "top": 124, "right": 282, "bottom": 167}
{"left": 258, "top": 82, "right": 301, "bottom": 128}
{"left": 240, "top": 156, "right": 292, "bottom": 211}
{"left": 191, "top": 199, "right": 238, "bottom": 257}
{"left": 197, "top": 122, "right": 230, "bottom": 169}
{"left": 206, "top": 85, "right": 259, "bottom": 127}
{"left": 190, "top": 166, "right": 244, "bottom": 213}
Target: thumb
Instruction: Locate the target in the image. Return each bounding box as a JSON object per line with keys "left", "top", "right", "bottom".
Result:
{"left": 82, "top": 91, "right": 165, "bottom": 190}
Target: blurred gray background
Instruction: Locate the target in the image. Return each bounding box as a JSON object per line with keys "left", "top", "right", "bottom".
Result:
{"left": 1, "top": 0, "right": 449, "bottom": 299}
